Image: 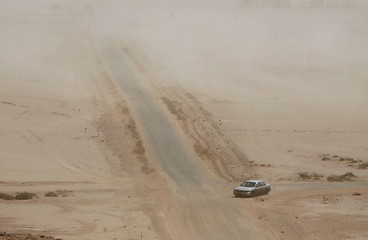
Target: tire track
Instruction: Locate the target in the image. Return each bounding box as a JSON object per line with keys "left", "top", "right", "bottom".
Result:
{"left": 14, "top": 126, "right": 109, "bottom": 182}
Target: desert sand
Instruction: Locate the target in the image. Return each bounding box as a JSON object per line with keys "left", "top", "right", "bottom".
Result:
{"left": 1, "top": 1, "right": 368, "bottom": 240}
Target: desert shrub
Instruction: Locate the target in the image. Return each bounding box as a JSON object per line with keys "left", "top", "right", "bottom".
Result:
{"left": 327, "top": 172, "right": 356, "bottom": 182}
{"left": 327, "top": 175, "right": 341, "bottom": 182}
{"left": 14, "top": 192, "right": 36, "bottom": 200}
{"left": 311, "top": 172, "right": 323, "bottom": 180}
{"left": 56, "top": 189, "right": 73, "bottom": 194}
{"left": 344, "top": 172, "right": 356, "bottom": 177}
{"left": 298, "top": 172, "right": 311, "bottom": 180}
{"left": 0, "top": 192, "right": 14, "bottom": 200}
{"left": 55, "top": 189, "right": 74, "bottom": 197}
{"left": 45, "top": 192, "right": 58, "bottom": 197}
{"left": 358, "top": 162, "right": 368, "bottom": 169}
{"left": 321, "top": 157, "right": 329, "bottom": 161}
{"left": 298, "top": 172, "right": 323, "bottom": 180}
{"left": 177, "top": 114, "right": 186, "bottom": 121}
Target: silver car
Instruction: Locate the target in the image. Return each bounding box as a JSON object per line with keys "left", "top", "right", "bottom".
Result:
{"left": 233, "top": 180, "right": 271, "bottom": 197}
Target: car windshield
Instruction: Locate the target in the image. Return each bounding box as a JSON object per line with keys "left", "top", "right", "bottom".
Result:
{"left": 241, "top": 181, "right": 256, "bottom": 187}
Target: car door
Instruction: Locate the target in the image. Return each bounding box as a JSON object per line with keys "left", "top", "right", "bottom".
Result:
{"left": 258, "top": 182, "right": 264, "bottom": 194}
{"left": 257, "top": 182, "right": 266, "bottom": 195}
{"left": 255, "top": 182, "right": 262, "bottom": 195}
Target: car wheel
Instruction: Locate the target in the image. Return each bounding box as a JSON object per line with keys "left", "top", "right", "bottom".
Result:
{"left": 250, "top": 191, "right": 255, "bottom": 197}
{"left": 265, "top": 188, "right": 270, "bottom": 194}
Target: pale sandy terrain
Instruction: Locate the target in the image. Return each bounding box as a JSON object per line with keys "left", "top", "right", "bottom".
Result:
{"left": 1, "top": 1, "right": 368, "bottom": 240}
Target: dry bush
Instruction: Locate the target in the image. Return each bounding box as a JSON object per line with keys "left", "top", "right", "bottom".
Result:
{"left": 14, "top": 192, "right": 36, "bottom": 200}
{"left": 298, "top": 172, "right": 323, "bottom": 180}
{"left": 358, "top": 162, "right": 368, "bottom": 169}
{"left": 311, "top": 172, "right": 323, "bottom": 180}
{"left": 298, "top": 172, "right": 311, "bottom": 180}
{"left": 327, "top": 172, "right": 357, "bottom": 182}
{"left": 0, "top": 192, "right": 14, "bottom": 200}
{"left": 45, "top": 192, "right": 58, "bottom": 197}
{"left": 55, "top": 190, "right": 73, "bottom": 197}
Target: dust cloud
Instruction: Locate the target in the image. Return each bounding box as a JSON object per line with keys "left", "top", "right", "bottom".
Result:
{"left": 2, "top": 0, "right": 367, "bottom": 129}
{"left": 1, "top": 1, "right": 368, "bottom": 239}
{"left": 95, "top": 0, "right": 368, "bottom": 131}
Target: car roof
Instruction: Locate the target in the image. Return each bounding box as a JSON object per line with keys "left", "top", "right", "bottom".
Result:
{"left": 245, "top": 180, "right": 264, "bottom": 183}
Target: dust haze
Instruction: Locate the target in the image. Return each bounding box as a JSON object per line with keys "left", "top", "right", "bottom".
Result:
{"left": 98, "top": 0, "right": 368, "bottom": 131}
{"left": 1, "top": 1, "right": 368, "bottom": 240}
{"left": 2, "top": 0, "right": 368, "bottom": 131}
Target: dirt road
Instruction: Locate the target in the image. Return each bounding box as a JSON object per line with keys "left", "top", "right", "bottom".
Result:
{"left": 77, "top": 3, "right": 267, "bottom": 239}
{"left": 79, "top": 2, "right": 368, "bottom": 240}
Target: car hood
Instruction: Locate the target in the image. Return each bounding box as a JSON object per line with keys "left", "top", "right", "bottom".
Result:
{"left": 234, "top": 186, "right": 254, "bottom": 191}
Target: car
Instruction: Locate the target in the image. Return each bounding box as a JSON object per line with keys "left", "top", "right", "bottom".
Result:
{"left": 233, "top": 180, "right": 271, "bottom": 197}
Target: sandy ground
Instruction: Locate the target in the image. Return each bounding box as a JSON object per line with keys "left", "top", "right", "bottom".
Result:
{"left": 1, "top": 0, "right": 368, "bottom": 240}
